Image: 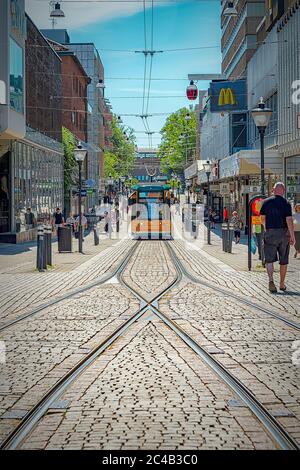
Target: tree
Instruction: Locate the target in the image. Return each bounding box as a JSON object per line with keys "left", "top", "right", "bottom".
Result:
{"left": 104, "top": 116, "right": 136, "bottom": 178}
{"left": 62, "top": 127, "right": 77, "bottom": 195}
{"left": 158, "top": 107, "right": 197, "bottom": 175}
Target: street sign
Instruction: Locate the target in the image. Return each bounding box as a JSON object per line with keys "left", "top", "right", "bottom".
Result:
{"left": 252, "top": 215, "right": 262, "bottom": 225}
{"left": 220, "top": 183, "right": 231, "bottom": 194}
{"left": 75, "top": 189, "right": 87, "bottom": 197}
{"left": 86, "top": 179, "right": 95, "bottom": 188}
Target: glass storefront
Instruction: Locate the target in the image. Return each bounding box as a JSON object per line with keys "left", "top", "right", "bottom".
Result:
{"left": 13, "top": 141, "right": 64, "bottom": 232}
{"left": 9, "top": 37, "right": 23, "bottom": 114}
{"left": 285, "top": 156, "right": 300, "bottom": 207}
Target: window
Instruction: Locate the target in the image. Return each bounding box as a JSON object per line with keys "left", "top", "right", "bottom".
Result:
{"left": 9, "top": 37, "right": 23, "bottom": 114}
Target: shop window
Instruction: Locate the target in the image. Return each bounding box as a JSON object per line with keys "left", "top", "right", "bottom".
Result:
{"left": 9, "top": 37, "right": 24, "bottom": 114}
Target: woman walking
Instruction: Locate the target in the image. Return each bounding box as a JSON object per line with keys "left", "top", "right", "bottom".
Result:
{"left": 293, "top": 203, "right": 300, "bottom": 258}
{"left": 231, "top": 210, "right": 243, "bottom": 244}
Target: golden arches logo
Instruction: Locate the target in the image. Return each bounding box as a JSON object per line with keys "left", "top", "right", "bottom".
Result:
{"left": 218, "top": 88, "right": 236, "bottom": 106}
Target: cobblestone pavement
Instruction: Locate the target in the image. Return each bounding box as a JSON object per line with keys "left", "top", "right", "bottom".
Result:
{"left": 170, "top": 240, "right": 300, "bottom": 323}
{"left": 18, "top": 313, "right": 276, "bottom": 450}
{"left": 0, "top": 283, "right": 139, "bottom": 444}
{"left": 122, "top": 241, "right": 177, "bottom": 301}
{"left": 1, "top": 240, "right": 299, "bottom": 449}
{"left": 159, "top": 281, "right": 300, "bottom": 444}
{"left": 0, "top": 239, "right": 134, "bottom": 326}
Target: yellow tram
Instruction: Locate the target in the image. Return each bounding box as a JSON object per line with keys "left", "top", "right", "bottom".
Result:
{"left": 128, "top": 183, "right": 172, "bottom": 239}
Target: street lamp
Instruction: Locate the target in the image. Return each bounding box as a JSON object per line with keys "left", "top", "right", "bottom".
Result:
{"left": 203, "top": 160, "right": 213, "bottom": 245}
{"left": 50, "top": 2, "right": 65, "bottom": 18}
{"left": 251, "top": 97, "right": 272, "bottom": 196}
{"left": 223, "top": 2, "right": 238, "bottom": 17}
{"left": 74, "top": 142, "right": 87, "bottom": 253}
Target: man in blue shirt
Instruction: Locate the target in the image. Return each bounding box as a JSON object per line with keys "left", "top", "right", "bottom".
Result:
{"left": 260, "top": 182, "right": 295, "bottom": 293}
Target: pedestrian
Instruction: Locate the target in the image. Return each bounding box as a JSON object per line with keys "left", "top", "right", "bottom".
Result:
{"left": 66, "top": 212, "right": 76, "bottom": 233}
{"left": 104, "top": 211, "right": 112, "bottom": 236}
{"left": 293, "top": 203, "right": 300, "bottom": 258}
{"left": 260, "top": 182, "right": 295, "bottom": 293}
{"left": 254, "top": 223, "right": 263, "bottom": 261}
{"left": 230, "top": 211, "right": 242, "bottom": 243}
{"left": 52, "top": 207, "right": 64, "bottom": 232}
{"left": 25, "top": 208, "right": 36, "bottom": 230}
{"left": 75, "top": 213, "right": 87, "bottom": 239}
{"left": 15, "top": 211, "right": 22, "bottom": 233}
{"left": 115, "top": 203, "right": 120, "bottom": 233}
{"left": 208, "top": 209, "right": 215, "bottom": 229}
{"left": 211, "top": 209, "right": 217, "bottom": 229}
{"left": 223, "top": 206, "right": 229, "bottom": 223}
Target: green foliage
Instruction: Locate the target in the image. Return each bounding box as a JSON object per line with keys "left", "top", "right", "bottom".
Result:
{"left": 158, "top": 107, "right": 197, "bottom": 174}
{"left": 104, "top": 116, "right": 136, "bottom": 178}
{"left": 62, "top": 127, "right": 77, "bottom": 192}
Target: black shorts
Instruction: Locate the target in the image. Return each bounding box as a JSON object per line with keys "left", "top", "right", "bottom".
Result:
{"left": 234, "top": 230, "right": 240, "bottom": 238}
{"left": 264, "top": 228, "right": 290, "bottom": 265}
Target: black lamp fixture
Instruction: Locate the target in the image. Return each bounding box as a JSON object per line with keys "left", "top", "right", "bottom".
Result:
{"left": 224, "top": 1, "right": 238, "bottom": 17}
{"left": 74, "top": 143, "right": 87, "bottom": 254}
{"left": 251, "top": 97, "right": 272, "bottom": 195}
{"left": 203, "top": 161, "right": 213, "bottom": 245}
{"left": 50, "top": 2, "right": 65, "bottom": 18}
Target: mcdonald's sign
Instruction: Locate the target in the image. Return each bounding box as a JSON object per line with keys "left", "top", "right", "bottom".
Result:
{"left": 209, "top": 79, "right": 246, "bottom": 113}
{"left": 218, "top": 88, "right": 236, "bottom": 106}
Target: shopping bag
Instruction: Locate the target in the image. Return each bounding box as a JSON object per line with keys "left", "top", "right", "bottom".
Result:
{"left": 251, "top": 237, "right": 257, "bottom": 255}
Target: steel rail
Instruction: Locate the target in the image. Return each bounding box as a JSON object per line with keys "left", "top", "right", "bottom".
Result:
{"left": 1, "top": 242, "right": 143, "bottom": 450}
{"left": 0, "top": 242, "right": 138, "bottom": 332}
{"left": 2, "top": 241, "right": 299, "bottom": 450}
{"left": 118, "top": 242, "right": 299, "bottom": 451}
{"left": 166, "top": 242, "right": 300, "bottom": 331}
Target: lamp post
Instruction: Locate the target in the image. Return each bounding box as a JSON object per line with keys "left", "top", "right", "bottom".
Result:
{"left": 74, "top": 142, "right": 87, "bottom": 253}
{"left": 203, "top": 161, "right": 213, "bottom": 245}
{"left": 251, "top": 97, "right": 272, "bottom": 196}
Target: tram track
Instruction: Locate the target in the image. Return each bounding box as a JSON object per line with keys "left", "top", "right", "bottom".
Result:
{"left": 1, "top": 241, "right": 299, "bottom": 450}
{"left": 166, "top": 242, "right": 300, "bottom": 332}
{"left": 0, "top": 242, "right": 138, "bottom": 332}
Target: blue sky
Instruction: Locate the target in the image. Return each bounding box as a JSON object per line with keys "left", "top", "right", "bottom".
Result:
{"left": 27, "top": 0, "right": 222, "bottom": 148}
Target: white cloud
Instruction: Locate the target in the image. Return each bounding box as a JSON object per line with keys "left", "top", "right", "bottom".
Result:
{"left": 25, "top": 0, "right": 146, "bottom": 29}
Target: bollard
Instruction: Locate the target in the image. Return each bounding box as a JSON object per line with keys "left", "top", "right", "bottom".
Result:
{"left": 45, "top": 225, "right": 52, "bottom": 266}
{"left": 227, "top": 223, "right": 234, "bottom": 253}
{"left": 93, "top": 224, "right": 99, "bottom": 245}
{"left": 36, "top": 226, "right": 46, "bottom": 272}
{"left": 221, "top": 223, "right": 228, "bottom": 252}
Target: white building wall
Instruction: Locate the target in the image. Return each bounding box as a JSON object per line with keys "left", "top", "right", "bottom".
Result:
{"left": 200, "top": 110, "right": 230, "bottom": 162}
{"left": 278, "top": 8, "right": 300, "bottom": 157}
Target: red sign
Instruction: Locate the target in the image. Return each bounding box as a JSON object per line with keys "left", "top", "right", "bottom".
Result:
{"left": 251, "top": 197, "right": 264, "bottom": 216}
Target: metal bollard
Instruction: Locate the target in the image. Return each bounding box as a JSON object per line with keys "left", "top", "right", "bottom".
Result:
{"left": 93, "top": 224, "right": 99, "bottom": 245}
{"left": 44, "top": 225, "right": 52, "bottom": 266}
{"left": 36, "top": 226, "right": 46, "bottom": 272}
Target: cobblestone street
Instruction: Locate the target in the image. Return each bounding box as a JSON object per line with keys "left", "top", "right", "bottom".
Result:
{"left": 0, "top": 239, "right": 299, "bottom": 450}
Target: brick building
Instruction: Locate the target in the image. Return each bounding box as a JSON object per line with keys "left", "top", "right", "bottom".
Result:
{"left": 41, "top": 30, "right": 106, "bottom": 207}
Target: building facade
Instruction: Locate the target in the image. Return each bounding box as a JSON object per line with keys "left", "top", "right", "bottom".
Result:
{"left": 41, "top": 30, "right": 106, "bottom": 209}
{"left": 0, "top": 0, "right": 26, "bottom": 236}
{"left": 277, "top": 2, "right": 300, "bottom": 204}
{"left": 0, "top": 4, "right": 64, "bottom": 242}
{"left": 132, "top": 149, "right": 164, "bottom": 182}
{"left": 221, "top": 0, "right": 265, "bottom": 79}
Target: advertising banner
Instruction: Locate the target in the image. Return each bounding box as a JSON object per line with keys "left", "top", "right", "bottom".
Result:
{"left": 209, "top": 80, "right": 247, "bottom": 113}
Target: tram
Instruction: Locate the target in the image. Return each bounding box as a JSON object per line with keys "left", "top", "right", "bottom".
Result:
{"left": 128, "top": 183, "right": 172, "bottom": 239}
